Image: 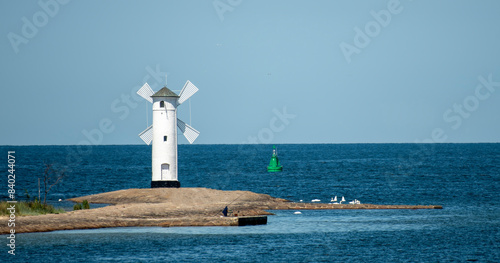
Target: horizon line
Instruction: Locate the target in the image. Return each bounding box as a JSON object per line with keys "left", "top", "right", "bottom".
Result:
{"left": 1, "top": 142, "right": 499, "bottom": 147}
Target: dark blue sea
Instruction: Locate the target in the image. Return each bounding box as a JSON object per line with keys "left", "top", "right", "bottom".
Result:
{"left": 1, "top": 144, "right": 499, "bottom": 262}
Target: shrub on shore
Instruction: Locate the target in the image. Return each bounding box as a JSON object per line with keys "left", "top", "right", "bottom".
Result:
{"left": 0, "top": 199, "right": 65, "bottom": 216}
{"left": 73, "top": 200, "right": 90, "bottom": 210}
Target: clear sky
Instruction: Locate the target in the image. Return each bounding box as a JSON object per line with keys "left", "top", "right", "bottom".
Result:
{"left": 1, "top": 0, "right": 499, "bottom": 145}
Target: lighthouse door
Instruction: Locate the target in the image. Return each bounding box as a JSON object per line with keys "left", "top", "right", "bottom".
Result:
{"left": 161, "top": 163, "right": 170, "bottom": 180}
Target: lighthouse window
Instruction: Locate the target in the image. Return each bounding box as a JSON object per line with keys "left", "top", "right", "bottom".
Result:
{"left": 163, "top": 136, "right": 167, "bottom": 142}
{"left": 160, "top": 101, "right": 165, "bottom": 108}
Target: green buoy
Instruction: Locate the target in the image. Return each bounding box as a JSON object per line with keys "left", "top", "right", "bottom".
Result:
{"left": 267, "top": 145, "right": 283, "bottom": 172}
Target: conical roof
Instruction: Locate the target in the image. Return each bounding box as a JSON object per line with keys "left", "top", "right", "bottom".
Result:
{"left": 151, "top": 87, "right": 179, "bottom": 97}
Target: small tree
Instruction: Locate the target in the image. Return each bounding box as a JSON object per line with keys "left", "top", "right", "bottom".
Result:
{"left": 40, "top": 163, "right": 66, "bottom": 206}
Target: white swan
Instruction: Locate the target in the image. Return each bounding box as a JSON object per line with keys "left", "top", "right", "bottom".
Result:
{"left": 349, "top": 199, "right": 361, "bottom": 204}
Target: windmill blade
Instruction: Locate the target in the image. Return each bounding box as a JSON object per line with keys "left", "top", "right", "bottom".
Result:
{"left": 137, "top": 83, "right": 154, "bottom": 103}
{"left": 138, "top": 125, "right": 153, "bottom": 145}
{"left": 178, "top": 80, "right": 199, "bottom": 105}
{"left": 177, "top": 118, "right": 200, "bottom": 144}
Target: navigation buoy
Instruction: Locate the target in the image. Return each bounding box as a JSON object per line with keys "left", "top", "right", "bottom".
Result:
{"left": 267, "top": 145, "right": 283, "bottom": 172}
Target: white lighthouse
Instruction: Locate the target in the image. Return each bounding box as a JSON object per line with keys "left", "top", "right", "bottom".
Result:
{"left": 137, "top": 81, "right": 200, "bottom": 188}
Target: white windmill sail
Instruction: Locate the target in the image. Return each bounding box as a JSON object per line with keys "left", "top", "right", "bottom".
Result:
{"left": 136, "top": 79, "right": 200, "bottom": 145}
{"left": 177, "top": 118, "right": 200, "bottom": 144}
{"left": 137, "top": 83, "right": 154, "bottom": 103}
{"left": 138, "top": 125, "right": 153, "bottom": 145}
{"left": 178, "top": 80, "right": 198, "bottom": 105}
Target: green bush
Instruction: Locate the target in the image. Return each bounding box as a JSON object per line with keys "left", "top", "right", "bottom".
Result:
{"left": 73, "top": 203, "right": 83, "bottom": 210}
{"left": 82, "top": 200, "right": 90, "bottom": 209}
{"left": 73, "top": 200, "right": 90, "bottom": 211}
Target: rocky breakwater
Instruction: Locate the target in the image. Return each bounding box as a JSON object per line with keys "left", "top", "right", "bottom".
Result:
{"left": 0, "top": 188, "right": 442, "bottom": 234}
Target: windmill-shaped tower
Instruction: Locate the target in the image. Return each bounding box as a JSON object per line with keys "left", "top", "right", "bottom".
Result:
{"left": 136, "top": 80, "right": 200, "bottom": 188}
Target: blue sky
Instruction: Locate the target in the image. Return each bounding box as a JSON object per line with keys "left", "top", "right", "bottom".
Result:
{"left": 1, "top": 0, "right": 499, "bottom": 145}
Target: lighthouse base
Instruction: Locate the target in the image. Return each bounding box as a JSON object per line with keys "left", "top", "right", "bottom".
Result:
{"left": 151, "top": 181, "right": 180, "bottom": 188}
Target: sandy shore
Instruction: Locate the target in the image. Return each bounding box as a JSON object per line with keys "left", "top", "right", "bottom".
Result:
{"left": 0, "top": 188, "right": 442, "bottom": 234}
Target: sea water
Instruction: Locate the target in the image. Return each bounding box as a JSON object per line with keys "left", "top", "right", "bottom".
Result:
{"left": 0, "top": 144, "right": 499, "bottom": 262}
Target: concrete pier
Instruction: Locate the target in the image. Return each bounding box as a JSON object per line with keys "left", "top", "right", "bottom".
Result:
{"left": 238, "top": 216, "right": 268, "bottom": 226}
